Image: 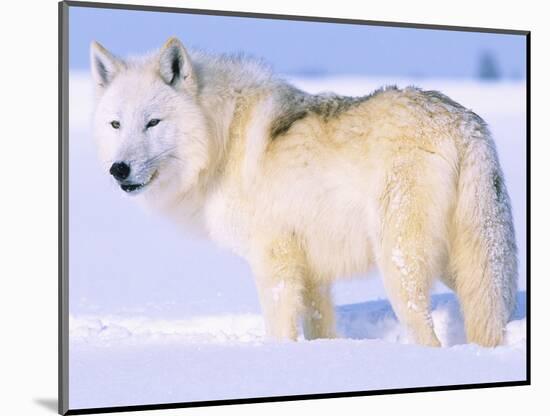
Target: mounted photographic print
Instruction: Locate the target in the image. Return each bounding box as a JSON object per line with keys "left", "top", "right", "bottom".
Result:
{"left": 59, "top": 1, "right": 530, "bottom": 414}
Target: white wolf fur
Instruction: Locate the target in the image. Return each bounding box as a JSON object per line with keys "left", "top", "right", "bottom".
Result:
{"left": 90, "top": 37, "right": 517, "bottom": 347}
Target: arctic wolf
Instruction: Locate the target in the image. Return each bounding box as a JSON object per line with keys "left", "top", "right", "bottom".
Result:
{"left": 90, "top": 37, "right": 517, "bottom": 347}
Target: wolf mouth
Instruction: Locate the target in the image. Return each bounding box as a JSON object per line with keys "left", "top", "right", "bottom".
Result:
{"left": 120, "top": 171, "right": 157, "bottom": 194}
{"left": 121, "top": 183, "right": 144, "bottom": 193}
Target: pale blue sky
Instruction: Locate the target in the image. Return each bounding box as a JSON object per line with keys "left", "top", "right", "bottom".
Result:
{"left": 69, "top": 5, "right": 526, "bottom": 78}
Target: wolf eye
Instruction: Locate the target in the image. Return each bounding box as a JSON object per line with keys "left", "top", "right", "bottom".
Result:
{"left": 146, "top": 119, "right": 161, "bottom": 129}
{"left": 110, "top": 120, "right": 120, "bottom": 129}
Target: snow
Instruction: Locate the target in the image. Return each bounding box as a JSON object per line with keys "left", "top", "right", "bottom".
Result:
{"left": 68, "top": 293, "right": 526, "bottom": 409}
{"left": 68, "top": 73, "right": 527, "bottom": 410}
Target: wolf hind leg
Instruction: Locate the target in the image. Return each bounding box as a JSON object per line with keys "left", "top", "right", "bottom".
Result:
{"left": 377, "top": 159, "right": 452, "bottom": 347}
{"left": 379, "top": 244, "right": 441, "bottom": 347}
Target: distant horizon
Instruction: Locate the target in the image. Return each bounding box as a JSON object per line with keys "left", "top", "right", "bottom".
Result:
{"left": 68, "top": 68, "right": 528, "bottom": 82}
{"left": 69, "top": 6, "right": 526, "bottom": 80}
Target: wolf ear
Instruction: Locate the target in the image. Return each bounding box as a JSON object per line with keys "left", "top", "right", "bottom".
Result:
{"left": 159, "top": 37, "right": 196, "bottom": 94}
{"left": 90, "top": 41, "right": 124, "bottom": 90}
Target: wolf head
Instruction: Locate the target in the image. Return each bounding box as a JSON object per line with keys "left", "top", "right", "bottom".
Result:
{"left": 90, "top": 37, "right": 212, "bottom": 201}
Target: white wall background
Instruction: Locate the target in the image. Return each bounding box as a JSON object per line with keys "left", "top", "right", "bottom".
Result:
{"left": 0, "top": 0, "right": 546, "bottom": 415}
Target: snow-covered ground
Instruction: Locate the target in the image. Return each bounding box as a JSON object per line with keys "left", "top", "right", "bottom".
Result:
{"left": 68, "top": 73, "right": 527, "bottom": 410}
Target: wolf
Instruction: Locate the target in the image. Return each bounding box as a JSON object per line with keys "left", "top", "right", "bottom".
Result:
{"left": 90, "top": 37, "right": 517, "bottom": 347}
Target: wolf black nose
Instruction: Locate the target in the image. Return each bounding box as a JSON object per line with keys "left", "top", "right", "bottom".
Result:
{"left": 110, "top": 162, "right": 130, "bottom": 180}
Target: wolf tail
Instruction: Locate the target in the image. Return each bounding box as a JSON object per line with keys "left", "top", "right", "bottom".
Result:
{"left": 449, "top": 115, "right": 518, "bottom": 347}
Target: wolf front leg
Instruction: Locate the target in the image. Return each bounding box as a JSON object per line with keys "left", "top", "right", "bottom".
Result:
{"left": 302, "top": 279, "right": 336, "bottom": 340}
{"left": 250, "top": 235, "right": 308, "bottom": 341}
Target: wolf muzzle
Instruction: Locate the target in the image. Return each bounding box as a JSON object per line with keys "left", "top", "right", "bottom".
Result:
{"left": 110, "top": 161, "right": 131, "bottom": 181}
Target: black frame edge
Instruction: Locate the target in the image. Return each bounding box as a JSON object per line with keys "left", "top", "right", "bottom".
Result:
{"left": 59, "top": 1, "right": 70, "bottom": 415}
{"left": 66, "top": 381, "right": 530, "bottom": 415}
{"left": 525, "top": 31, "right": 531, "bottom": 385}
